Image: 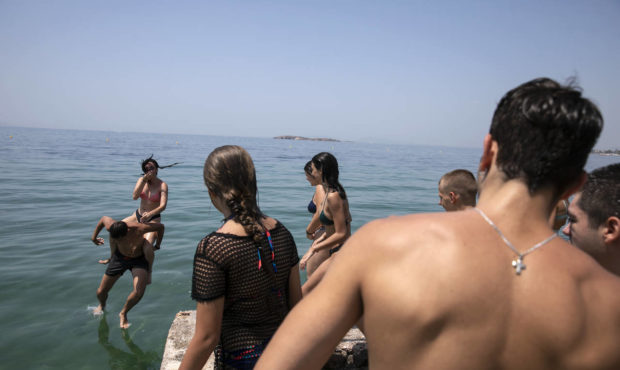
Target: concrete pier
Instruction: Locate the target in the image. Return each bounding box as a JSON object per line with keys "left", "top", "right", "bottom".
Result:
{"left": 161, "top": 310, "right": 367, "bottom": 369}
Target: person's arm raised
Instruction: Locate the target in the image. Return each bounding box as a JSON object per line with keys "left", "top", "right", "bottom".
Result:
{"left": 91, "top": 216, "right": 115, "bottom": 245}
{"left": 132, "top": 176, "right": 148, "bottom": 200}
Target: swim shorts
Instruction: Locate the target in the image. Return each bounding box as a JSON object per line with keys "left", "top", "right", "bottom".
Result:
{"left": 105, "top": 249, "right": 149, "bottom": 276}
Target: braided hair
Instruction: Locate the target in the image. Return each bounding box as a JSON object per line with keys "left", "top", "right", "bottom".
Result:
{"left": 204, "top": 146, "right": 285, "bottom": 319}
{"left": 203, "top": 146, "right": 272, "bottom": 269}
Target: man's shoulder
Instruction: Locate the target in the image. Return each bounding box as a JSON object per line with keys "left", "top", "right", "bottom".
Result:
{"left": 127, "top": 221, "right": 161, "bottom": 234}
{"left": 361, "top": 211, "right": 463, "bottom": 235}
{"left": 346, "top": 210, "right": 492, "bottom": 276}
{"left": 579, "top": 258, "right": 620, "bottom": 296}
{"left": 350, "top": 211, "right": 460, "bottom": 253}
{"left": 125, "top": 220, "right": 142, "bottom": 229}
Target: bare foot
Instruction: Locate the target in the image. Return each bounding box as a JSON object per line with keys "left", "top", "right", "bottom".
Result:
{"left": 93, "top": 305, "right": 104, "bottom": 316}
{"left": 119, "top": 313, "right": 131, "bottom": 329}
{"left": 98, "top": 259, "right": 110, "bottom": 265}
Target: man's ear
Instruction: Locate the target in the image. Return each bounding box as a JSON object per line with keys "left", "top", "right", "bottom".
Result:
{"left": 602, "top": 216, "right": 620, "bottom": 244}
{"left": 559, "top": 172, "right": 587, "bottom": 200}
{"left": 478, "top": 134, "right": 495, "bottom": 174}
{"left": 449, "top": 192, "right": 458, "bottom": 204}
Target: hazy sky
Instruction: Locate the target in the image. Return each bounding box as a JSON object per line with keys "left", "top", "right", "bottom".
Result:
{"left": 1, "top": 0, "right": 618, "bottom": 148}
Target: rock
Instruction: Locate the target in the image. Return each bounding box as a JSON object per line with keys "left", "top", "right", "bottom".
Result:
{"left": 274, "top": 135, "right": 341, "bottom": 142}
{"left": 322, "top": 327, "right": 367, "bottom": 369}
{"left": 352, "top": 342, "right": 368, "bottom": 367}
{"left": 160, "top": 311, "right": 214, "bottom": 370}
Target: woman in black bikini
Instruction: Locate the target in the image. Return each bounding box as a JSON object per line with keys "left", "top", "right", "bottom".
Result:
{"left": 299, "top": 152, "right": 352, "bottom": 296}
{"left": 180, "top": 145, "right": 301, "bottom": 369}
{"left": 301, "top": 160, "right": 327, "bottom": 278}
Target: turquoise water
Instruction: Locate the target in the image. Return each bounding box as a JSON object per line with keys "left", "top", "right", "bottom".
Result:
{"left": 0, "top": 126, "right": 616, "bottom": 369}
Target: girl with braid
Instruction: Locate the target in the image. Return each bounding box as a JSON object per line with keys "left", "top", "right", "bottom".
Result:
{"left": 180, "top": 145, "right": 302, "bottom": 370}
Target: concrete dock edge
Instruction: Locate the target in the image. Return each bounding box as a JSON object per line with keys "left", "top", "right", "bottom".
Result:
{"left": 161, "top": 310, "right": 367, "bottom": 369}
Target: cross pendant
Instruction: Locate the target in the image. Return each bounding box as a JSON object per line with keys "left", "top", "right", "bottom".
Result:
{"left": 512, "top": 257, "right": 526, "bottom": 275}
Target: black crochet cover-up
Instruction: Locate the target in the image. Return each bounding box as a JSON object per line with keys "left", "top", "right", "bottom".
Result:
{"left": 191, "top": 221, "right": 299, "bottom": 369}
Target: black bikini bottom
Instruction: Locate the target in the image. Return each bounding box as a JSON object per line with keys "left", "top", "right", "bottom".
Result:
{"left": 329, "top": 245, "right": 342, "bottom": 256}
{"left": 136, "top": 209, "right": 161, "bottom": 223}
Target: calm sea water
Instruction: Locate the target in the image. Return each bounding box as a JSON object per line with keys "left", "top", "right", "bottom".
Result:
{"left": 0, "top": 126, "right": 616, "bottom": 369}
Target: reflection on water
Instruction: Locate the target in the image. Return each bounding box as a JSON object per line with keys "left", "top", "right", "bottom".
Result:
{"left": 98, "top": 314, "right": 160, "bottom": 369}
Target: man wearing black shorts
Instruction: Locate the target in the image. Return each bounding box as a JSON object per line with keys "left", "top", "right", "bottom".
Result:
{"left": 90, "top": 216, "right": 164, "bottom": 329}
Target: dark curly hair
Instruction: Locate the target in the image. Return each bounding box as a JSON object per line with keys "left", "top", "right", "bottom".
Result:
{"left": 490, "top": 77, "right": 603, "bottom": 197}
{"left": 578, "top": 163, "right": 620, "bottom": 227}
{"left": 109, "top": 221, "right": 128, "bottom": 239}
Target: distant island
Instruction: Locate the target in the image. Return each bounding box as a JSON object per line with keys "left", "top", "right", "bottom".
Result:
{"left": 592, "top": 149, "right": 620, "bottom": 156}
{"left": 274, "top": 135, "right": 340, "bottom": 142}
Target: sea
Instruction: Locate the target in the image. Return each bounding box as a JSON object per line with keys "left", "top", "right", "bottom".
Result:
{"left": 0, "top": 126, "right": 617, "bottom": 369}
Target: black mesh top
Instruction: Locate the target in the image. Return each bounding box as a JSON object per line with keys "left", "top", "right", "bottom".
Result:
{"left": 191, "top": 220, "right": 299, "bottom": 359}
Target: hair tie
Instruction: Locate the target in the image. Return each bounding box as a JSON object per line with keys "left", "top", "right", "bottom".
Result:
{"left": 257, "top": 229, "right": 277, "bottom": 272}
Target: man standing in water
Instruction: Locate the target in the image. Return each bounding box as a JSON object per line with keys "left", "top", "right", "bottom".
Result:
{"left": 563, "top": 163, "right": 620, "bottom": 275}
{"left": 256, "top": 78, "right": 620, "bottom": 369}
{"left": 438, "top": 169, "right": 477, "bottom": 211}
{"left": 91, "top": 216, "right": 164, "bottom": 329}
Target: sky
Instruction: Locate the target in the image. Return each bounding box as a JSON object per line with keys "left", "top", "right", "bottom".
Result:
{"left": 1, "top": 0, "right": 618, "bottom": 149}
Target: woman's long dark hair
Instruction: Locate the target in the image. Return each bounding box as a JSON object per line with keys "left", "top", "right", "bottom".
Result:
{"left": 141, "top": 155, "right": 180, "bottom": 174}
{"left": 312, "top": 152, "right": 346, "bottom": 199}
{"left": 304, "top": 160, "right": 313, "bottom": 175}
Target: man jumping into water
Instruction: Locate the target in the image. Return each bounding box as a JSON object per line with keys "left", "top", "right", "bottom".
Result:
{"left": 90, "top": 216, "right": 164, "bottom": 329}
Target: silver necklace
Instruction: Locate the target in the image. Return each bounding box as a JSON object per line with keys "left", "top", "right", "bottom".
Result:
{"left": 474, "top": 208, "right": 557, "bottom": 275}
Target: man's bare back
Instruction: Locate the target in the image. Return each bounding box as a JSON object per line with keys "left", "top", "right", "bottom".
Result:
{"left": 96, "top": 220, "right": 160, "bottom": 264}
{"left": 356, "top": 211, "right": 620, "bottom": 369}
{"left": 256, "top": 78, "right": 620, "bottom": 369}
{"left": 110, "top": 222, "right": 151, "bottom": 258}
{"left": 257, "top": 209, "right": 620, "bottom": 369}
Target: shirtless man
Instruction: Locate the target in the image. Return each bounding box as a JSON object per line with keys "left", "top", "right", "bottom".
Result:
{"left": 256, "top": 78, "right": 620, "bottom": 369}
{"left": 563, "top": 163, "right": 620, "bottom": 275}
{"left": 438, "top": 169, "right": 477, "bottom": 211}
{"left": 90, "top": 216, "right": 164, "bottom": 329}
